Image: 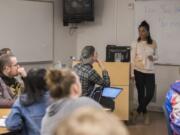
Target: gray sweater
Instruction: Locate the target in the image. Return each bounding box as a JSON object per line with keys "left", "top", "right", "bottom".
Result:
{"left": 41, "top": 97, "right": 102, "bottom": 135}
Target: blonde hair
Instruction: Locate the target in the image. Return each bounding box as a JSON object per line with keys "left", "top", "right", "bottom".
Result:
{"left": 46, "top": 68, "right": 77, "bottom": 99}
{"left": 54, "top": 107, "right": 129, "bottom": 135}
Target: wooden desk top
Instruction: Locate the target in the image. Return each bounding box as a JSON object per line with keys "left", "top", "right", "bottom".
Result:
{"left": 0, "top": 108, "right": 11, "bottom": 134}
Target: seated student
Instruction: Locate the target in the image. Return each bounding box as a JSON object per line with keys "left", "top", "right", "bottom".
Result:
{"left": 41, "top": 68, "right": 102, "bottom": 135}
{"left": 0, "top": 54, "right": 26, "bottom": 107}
{"left": 6, "top": 68, "right": 49, "bottom": 135}
{"left": 165, "top": 81, "right": 180, "bottom": 135}
{"left": 73, "top": 45, "right": 110, "bottom": 96}
{"left": 73, "top": 46, "right": 114, "bottom": 110}
{"left": 54, "top": 107, "right": 129, "bottom": 135}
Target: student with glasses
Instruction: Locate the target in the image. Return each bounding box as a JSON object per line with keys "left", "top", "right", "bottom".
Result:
{"left": 0, "top": 54, "right": 27, "bottom": 107}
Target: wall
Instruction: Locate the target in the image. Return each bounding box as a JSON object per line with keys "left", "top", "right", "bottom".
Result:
{"left": 9, "top": 0, "right": 180, "bottom": 109}
{"left": 21, "top": 0, "right": 77, "bottom": 69}
{"left": 52, "top": 0, "right": 77, "bottom": 66}
{"left": 76, "top": 0, "right": 117, "bottom": 60}
{"left": 76, "top": 0, "right": 180, "bottom": 110}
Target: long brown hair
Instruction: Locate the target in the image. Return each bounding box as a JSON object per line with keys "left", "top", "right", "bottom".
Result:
{"left": 20, "top": 68, "right": 47, "bottom": 106}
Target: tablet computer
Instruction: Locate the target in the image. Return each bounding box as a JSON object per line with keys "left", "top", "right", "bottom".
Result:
{"left": 102, "top": 87, "right": 123, "bottom": 99}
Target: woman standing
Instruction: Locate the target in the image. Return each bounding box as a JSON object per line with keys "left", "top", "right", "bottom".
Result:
{"left": 131, "top": 20, "right": 158, "bottom": 124}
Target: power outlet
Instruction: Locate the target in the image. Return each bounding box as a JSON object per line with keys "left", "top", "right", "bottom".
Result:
{"left": 128, "top": 3, "right": 134, "bottom": 9}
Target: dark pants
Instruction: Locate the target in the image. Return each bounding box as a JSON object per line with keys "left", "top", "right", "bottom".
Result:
{"left": 134, "top": 70, "right": 155, "bottom": 114}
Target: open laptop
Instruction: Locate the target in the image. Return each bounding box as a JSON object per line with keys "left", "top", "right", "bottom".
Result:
{"left": 102, "top": 87, "right": 123, "bottom": 99}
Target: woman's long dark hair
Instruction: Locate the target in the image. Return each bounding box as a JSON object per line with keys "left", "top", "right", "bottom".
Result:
{"left": 20, "top": 68, "right": 47, "bottom": 106}
{"left": 137, "top": 20, "right": 153, "bottom": 44}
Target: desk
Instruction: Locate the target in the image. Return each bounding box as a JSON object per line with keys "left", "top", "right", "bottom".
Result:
{"left": 93, "top": 62, "right": 130, "bottom": 120}
{"left": 73, "top": 61, "right": 130, "bottom": 120}
{"left": 0, "top": 108, "right": 10, "bottom": 134}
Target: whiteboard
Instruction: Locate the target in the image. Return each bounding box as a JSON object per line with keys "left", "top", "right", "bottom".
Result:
{"left": 135, "top": 1, "right": 180, "bottom": 65}
{"left": 0, "top": 0, "right": 53, "bottom": 62}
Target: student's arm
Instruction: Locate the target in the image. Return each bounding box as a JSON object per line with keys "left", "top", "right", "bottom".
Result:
{"left": 0, "top": 78, "right": 14, "bottom": 107}
{"left": 93, "top": 59, "right": 110, "bottom": 86}
{"left": 89, "top": 69, "right": 110, "bottom": 87}
{"left": 102, "top": 70, "right": 110, "bottom": 86}
{"left": 152, "top": 40, "right": 158, "bottom": 61}
{"left": 6, "top": 100, "right": 23, "bottom": 131}
{"left": 130, "top": 42, "right": 136, "bottom": 78}
{"left": 0, "top": 98, "right": 14, "bottom": 108}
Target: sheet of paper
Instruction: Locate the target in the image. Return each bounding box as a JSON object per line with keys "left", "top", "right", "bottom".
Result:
{"left": 0, "top": 118, "right": 6, "bottom": 127}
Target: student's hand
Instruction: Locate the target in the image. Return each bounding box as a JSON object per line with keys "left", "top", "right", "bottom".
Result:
{"left": 96, "top": 59, "right": 105, "bottom": 70}
{"left": 18, "top": 67, "right": 27, "bottom": 77}
{"left": 148, "top": 55, "right": 154, "bottom": 61}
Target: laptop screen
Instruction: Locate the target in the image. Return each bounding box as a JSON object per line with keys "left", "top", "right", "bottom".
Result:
{"left": 102, "top": 87, "right": 123, "bottom": 99}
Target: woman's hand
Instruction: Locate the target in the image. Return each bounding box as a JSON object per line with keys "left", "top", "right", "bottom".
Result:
{"left": 148, "top": 55, "right": 154, "bottom": 61}
{"left": 130, "top": 76, "right": 135, "bottom": 80}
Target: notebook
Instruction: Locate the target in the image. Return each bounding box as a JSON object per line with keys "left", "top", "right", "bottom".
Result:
{"left": 102, "top": 87, "right": 123, "bottom": 99}
{"left": 0, "top": 117, "right": 6, "bottom": 127}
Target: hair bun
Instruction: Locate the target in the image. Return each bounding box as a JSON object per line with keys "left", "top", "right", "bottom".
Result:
{"left": 139, "top": 20, "right": 150, "bottom": 31}
{"left": 48, "top": 70, "right": 62, "bottom": 84}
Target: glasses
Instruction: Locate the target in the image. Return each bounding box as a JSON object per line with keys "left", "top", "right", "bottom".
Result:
{"left": 10, "top": 63, "right": 19, "bottom": 67}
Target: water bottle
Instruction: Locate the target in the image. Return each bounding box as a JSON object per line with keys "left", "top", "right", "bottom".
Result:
{"left": 54, "top": 60, "right": 62, "bottom": 69}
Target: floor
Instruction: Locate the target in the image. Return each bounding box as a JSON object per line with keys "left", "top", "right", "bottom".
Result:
{"left": 126, "top": 111, "right": 168, "bottom": 135}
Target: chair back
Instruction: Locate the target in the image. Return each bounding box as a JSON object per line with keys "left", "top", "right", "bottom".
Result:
{"left": 162, "top": 105, "right": 173, "bottom": 135}
{"left": 89, "top": 87, "right": 103, "bottom": 102}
